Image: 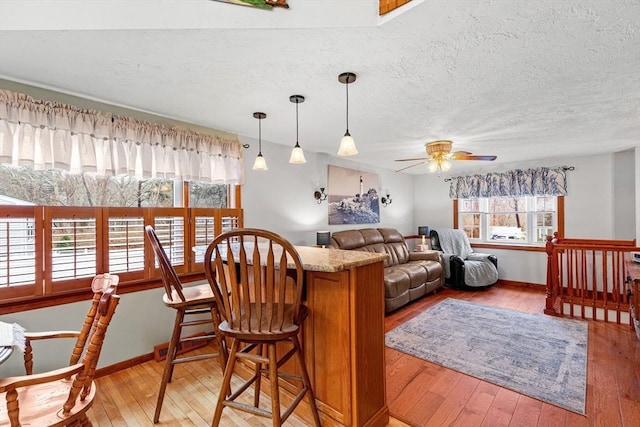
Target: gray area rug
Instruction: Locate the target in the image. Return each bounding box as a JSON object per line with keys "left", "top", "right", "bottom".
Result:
{"left": 385, "top": 298, "right": 588, "bottom": 414}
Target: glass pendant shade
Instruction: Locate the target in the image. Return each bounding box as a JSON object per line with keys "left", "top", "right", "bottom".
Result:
{"left": 338, "top": 132, "right": 358, "bottom": 156}
{"left": 289, "top": 143, "right": 306, "bottom": 163}
{"left": 252, "top": 154, "right": 268, "bottom": 171}
{"left": 288, "top": 95, "right": 307, "bottom": 164}
{"left": 338, "top": 72, "right": 358, "bottom": 157}
{"left": 252, "top": 112, "right": 267, "bottom": 171}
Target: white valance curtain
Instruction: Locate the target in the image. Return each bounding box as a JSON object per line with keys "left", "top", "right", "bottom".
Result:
{"left": 448, "top": 166, "right": 571, "bottom": 199}
{"left": 0, "top": 90, "right": 244, "bottom": 184}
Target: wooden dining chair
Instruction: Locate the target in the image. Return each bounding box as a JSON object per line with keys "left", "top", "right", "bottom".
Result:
{"left": 144, "top": 225, "right": 228, "bottom": 424}
{"left": 203, "top": 228, "right": 321, "bottom": 427}
{"left": 0, "top": 275, "right": 120, "bottom": 427}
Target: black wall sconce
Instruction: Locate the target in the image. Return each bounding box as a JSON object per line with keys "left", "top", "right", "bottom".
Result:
{"left": 314, "top": 187, "right": 328, "bottom": 204}
{"left": 381, "top": 194, "right": 392, "bottom": 207}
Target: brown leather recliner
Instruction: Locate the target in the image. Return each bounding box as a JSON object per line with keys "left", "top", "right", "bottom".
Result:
{"left": 331, "top": 228, "right": 444, "bottom": 313}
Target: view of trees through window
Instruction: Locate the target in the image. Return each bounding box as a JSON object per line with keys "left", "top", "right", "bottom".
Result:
{"left": 0, "top": 165, "right": 227, "bottom": 208}
{"left": 189, "top": 182, "right": 228, "bottom": 208}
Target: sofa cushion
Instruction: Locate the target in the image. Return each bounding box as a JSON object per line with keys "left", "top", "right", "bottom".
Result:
{"left": 332, "top": 230, "right": 366, "bottom": 249}
{"left": 388, "top": 263, "right": 428, "bottom": 289}
{"left": 378, "top": 228, "right": 403, "bottom": 243}
{"left": 383, "top": 268, "right": 411, "bottom": 298}
{"left": 360, "top": 228, "right": 385, "bottom": 245}
{"left": 378, "top": 229, "right": 409, "bottom": 265}
{"left": 385, "top": 241, "right": 409, "bottom": 265}
{"left": 420, "top": 259, "right": 444, "bottom": 282}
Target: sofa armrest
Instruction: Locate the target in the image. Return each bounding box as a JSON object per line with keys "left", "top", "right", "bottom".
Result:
{"left": 409, "top": 250, "right": 440, "bottom": 262}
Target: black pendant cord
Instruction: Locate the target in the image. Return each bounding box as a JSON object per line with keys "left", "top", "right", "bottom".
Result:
{"left": 345, "top": 78, "right": 350, "bottom": 134}
{"left": 258, "top": 117, "right": 262, "bottom": 155}
{"left": 295, "top": 100, "right": 300, "bottom": 146}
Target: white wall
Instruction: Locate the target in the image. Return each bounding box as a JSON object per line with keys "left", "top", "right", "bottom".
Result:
{"left": 613, "top": 149, "right": 636, "bottom": 240}
{"left": 412, "top": 151, "right": 637, "bottom": 285}
{"left": 241, "top": 137, "right": 416, "bottom": 243}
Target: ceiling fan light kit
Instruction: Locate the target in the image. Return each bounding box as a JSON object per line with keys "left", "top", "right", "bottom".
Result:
{"left": 394, "top": 139, "right": 497, "bottom": 173}
{"left": 426, "top": 140, "right": 453, "bottom": 155}
{"left": 429, "top": 158, "right": 452, "bottom": 173}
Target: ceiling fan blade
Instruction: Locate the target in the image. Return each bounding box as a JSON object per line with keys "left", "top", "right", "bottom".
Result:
{"left": 450, "top": 154, "right": 497, "bottom": 161}
{"left": 395, "top": 157, "right": 430, "bottom": 162}
{"left": 395, "top": 161, "right": 428, "bottom": 173}
{"left": 449, "top": 151, "right": 472, "bottom": 156}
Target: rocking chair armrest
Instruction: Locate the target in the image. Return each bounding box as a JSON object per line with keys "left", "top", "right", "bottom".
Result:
{"left": 0, "top": 363, "right": 84, "bottom": 392}
{"left": 25, "top": 331, "right": 80, "bottom": 341}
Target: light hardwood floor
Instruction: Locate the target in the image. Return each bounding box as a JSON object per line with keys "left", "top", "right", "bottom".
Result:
{"left": 88, "top": 283, "right": 640, "bottom": 426}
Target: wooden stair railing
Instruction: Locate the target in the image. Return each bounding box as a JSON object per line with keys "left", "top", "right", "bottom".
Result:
{"left": 545, "top": 232, "right": 638, "bottom": 325}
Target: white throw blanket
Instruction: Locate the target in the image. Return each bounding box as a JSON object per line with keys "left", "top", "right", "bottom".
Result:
{"left": 436, "top": 228, "right": 473, "bottom": 259}
{"left": 0, "top": 321, "right": 25, "bottom": 352}
{"left": 436, "top": 229, "right": 498, "bottom": 287}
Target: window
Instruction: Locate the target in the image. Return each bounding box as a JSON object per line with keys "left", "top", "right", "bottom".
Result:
{"left": 458, "top": 196, "right": 558, "bottom": 245}
{"left": 0, "top": 165, "right": 243, "bottom": 310}
{"left": 0, "top": 90, "right": 245, "bottom": 312}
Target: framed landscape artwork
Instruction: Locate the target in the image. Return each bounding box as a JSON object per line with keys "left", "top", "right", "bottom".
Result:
{"left": 327, "top": 165, "right": 380, "bottom": 225}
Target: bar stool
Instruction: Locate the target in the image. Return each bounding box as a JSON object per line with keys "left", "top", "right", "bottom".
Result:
{"left": 203, "top": 228, "right": 321, "bottom": 426}
{"left": 145, "top": 225, "right": 228, "bottom": 424}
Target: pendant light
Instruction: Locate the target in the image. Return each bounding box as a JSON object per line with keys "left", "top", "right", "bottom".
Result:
{"left": 288, "top": 95, "right": 307, "bottom": 164}
{"left": 337, "top": 72, "right": 358, "bottom": 156}
{"left": 252, "top": 112, "right": 268, "bottom": 171}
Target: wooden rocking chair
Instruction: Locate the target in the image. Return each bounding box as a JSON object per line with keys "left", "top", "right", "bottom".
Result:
{"left": 0, "top": 274, "right": 120, "bottom": 426}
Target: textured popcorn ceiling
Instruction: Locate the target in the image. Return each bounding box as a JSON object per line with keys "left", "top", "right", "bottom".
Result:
{"left": 0, "top": 0, "right": 638, "bottom": 174}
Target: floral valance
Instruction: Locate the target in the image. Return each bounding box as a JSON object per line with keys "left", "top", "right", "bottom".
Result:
{"left": 0, "top": 90, "right": 244, "bottom": 184}
{"left": 448, "top": 166, "right": 571, "bottom": 199}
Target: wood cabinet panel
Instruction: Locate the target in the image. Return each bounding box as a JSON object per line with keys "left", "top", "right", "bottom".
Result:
{"left": 352, "top": 262, "right": 386, "bottom": 425}
{"left": 306, "top": 270, "right": 352, "bottom": 424}
{"left": 304, "top": 261, "right": 388, "bottom": 427}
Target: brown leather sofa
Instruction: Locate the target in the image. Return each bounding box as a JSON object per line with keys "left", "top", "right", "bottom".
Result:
{"left": 330, "top": 228, "right": 444, "bottom": 313}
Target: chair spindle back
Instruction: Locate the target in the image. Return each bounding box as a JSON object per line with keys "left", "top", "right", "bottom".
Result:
{"left": 145, "top": 225, "right": 186, "bottom": 302}
{"left": 204, "top": 228, "right": 304, "bottom": 335}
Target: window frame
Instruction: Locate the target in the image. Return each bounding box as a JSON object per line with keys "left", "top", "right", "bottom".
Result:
{"left": 0, "top": 183, "right": 244, "bottom": 315}
{"left": 453, "top": 196, "right": 565, "bottom": 250}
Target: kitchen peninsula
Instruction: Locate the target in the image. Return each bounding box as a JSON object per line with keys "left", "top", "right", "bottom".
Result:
{"left": 272, "top": 246, "right": 389, "bottom": 427}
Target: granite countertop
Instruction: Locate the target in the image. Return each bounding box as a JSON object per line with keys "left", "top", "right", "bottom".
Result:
{"left": 294, "top": 246, "right": 387, "bottom": 272}
{"left": 199, "top": 242, "right": 387, "bottom": 272}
